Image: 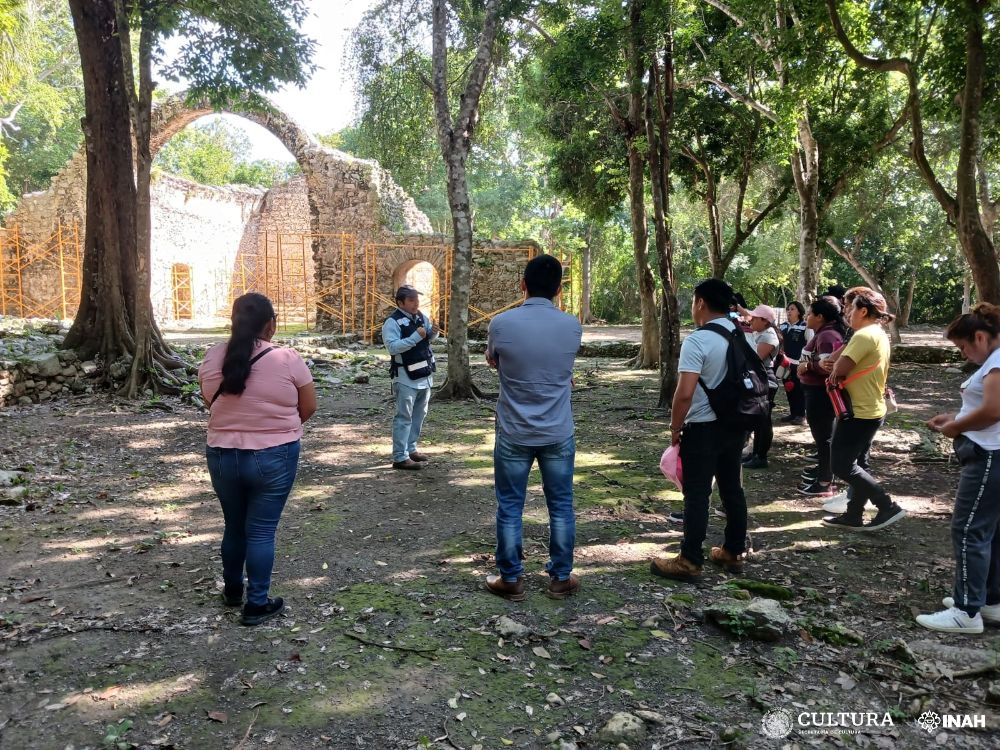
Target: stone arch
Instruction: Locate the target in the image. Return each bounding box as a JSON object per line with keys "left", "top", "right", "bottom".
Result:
{"left": 374, "top": 244, "right": 449, "bottom": 325}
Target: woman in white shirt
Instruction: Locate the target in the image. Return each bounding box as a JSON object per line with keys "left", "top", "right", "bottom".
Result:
{"left": 921, "top": 303, "right": 1000, "bottom": 633}
{"left": 742, "top": 304, "right": 780, "bottom": 470}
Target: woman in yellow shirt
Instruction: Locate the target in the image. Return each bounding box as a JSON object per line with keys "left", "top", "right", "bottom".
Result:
{"left": 821, "top": 288, "right": 907, "bottom": 531}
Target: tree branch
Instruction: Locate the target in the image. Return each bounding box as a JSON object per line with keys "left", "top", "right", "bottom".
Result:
{"left": 454, "top": 0, "right": 502, "bottom": 140}
{"left": 825, "top": 0, "right": 957, "bottom": 219}
{"left": 517, "top": 15, "right": 555, "bottom": 46}
{"left": 700, "top": 76, "right": 778, "bottom": 122}
{"left": 702, "top": 0, "right": 769, "bottom": 51}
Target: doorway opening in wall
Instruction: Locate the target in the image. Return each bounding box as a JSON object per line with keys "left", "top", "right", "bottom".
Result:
{"left": 171, "top": 263, "right": 194, "bottom": 320}
{"left": 392, "top": 260, "right": 441, "bottom": 325}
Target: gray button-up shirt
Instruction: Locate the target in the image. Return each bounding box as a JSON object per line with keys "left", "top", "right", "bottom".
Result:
{"left": 487, "top": 297, "right": 582, "bottom": 446}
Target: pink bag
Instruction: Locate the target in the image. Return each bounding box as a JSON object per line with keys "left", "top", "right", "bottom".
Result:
{"left": 659, "top": 444, "right": 683, "bottom": 491}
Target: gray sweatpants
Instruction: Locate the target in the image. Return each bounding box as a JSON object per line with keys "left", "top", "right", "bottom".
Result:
{"left": 952, "top": 436, "right": 1000, "bottom": 615}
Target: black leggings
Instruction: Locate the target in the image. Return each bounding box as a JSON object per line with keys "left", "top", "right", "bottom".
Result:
{"left": 750, "top": 386, "right": 778, "bottom": 459}
{"left": 804, "top": 384, "right": 834, "bottom": 482}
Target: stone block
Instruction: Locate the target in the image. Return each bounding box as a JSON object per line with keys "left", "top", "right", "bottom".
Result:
{"left": 25, "top": 353, "right": 61, "bottom": 377}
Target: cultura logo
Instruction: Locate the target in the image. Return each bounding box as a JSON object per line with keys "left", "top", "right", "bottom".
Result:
{"left": 760, "top": 708, "right": 794, "bottom": 739}
{"left": 917, "top": 712, "right": 941, "bottom": 733}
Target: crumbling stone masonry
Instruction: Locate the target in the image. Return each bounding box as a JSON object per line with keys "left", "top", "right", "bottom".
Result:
{"left": 3, "top": 92, "right": 543, "bottom": 331}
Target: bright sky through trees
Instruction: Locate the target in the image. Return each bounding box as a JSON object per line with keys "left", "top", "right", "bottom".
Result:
{"left": 156, "top": 0, "right": 372, "bottom": 161}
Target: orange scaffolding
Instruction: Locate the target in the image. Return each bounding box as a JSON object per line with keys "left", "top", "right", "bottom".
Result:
{"left": 0, "top": 221, "right": 82, "bottom": 319}
{"left": 361, "top": 242, "right": 549, "bottom": 342}
{"left": 229, "top": 231, "right": 355, "bottom": 331}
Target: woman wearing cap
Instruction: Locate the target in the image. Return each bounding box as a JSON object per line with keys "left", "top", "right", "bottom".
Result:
{"left": 199, "top": 293, "right": 317, "bottom": 626}
{"left": 742, "top": 304, "right": 780, "bottom": 470}
{"left": 919, "top": 304, "right": 1000, "bottom": 633}
{"left": 821, "top": 287, "right": 906, "bottom": 531}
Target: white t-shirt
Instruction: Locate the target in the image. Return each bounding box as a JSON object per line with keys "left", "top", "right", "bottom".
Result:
{"left": 678, "top": 316, "right": 736, "bottom": 423}
{"left": 751, "top": 328, "right": 780, "bottom": 368}
{"left": 957, "top": 348, "right": 1000, "bottom": 450}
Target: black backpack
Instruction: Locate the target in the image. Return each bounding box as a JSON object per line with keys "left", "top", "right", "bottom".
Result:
{"left": 696, "top": 323, "right": 770, "bottom": 428}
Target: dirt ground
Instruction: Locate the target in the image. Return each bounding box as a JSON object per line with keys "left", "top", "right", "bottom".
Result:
{"left": 1, "top": 341, "right": 999, "bottom": 750}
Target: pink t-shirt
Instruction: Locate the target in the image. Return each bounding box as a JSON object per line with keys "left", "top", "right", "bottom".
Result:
{"left": 198, "top": 340, "right": 313, "bottom": 449}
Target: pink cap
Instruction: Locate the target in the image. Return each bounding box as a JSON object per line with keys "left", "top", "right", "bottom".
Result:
{"left": 748, "top": 304, "right": 776, "bottom": 324}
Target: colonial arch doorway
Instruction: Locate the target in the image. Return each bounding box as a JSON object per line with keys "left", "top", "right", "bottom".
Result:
{"left": 392, "top": 260, "right": 442, "bottom": 325}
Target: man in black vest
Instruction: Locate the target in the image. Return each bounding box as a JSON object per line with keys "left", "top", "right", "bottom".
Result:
{"left": 382, "top": 285, "right": 438, "bottom": 469}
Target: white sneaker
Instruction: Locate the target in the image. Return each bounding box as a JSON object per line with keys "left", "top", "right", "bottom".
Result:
{"left": 942, "top": 597, "right": 1000, "bottom": 624}
{"left": 916, "top": 607, "right": 984, "bottom": 634}
{"left": 822, "top": 492, "right": 849, "bottom": 514}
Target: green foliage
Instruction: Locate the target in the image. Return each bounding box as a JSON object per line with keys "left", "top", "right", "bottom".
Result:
{"left": 149, "top": 0, "right": 316, "bottom": 110}
{"left": 0, "top": 0, "right": 84, "bottom": 212}
{"left": 154, "top": 118, "right": 299, "bottom": 187}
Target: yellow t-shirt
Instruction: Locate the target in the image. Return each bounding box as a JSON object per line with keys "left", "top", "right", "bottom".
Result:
{"left": 840, "top": 325, "right": 890, "bottom": 419}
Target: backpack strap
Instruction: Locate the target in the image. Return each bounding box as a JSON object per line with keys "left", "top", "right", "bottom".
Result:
{"left": 695, "top": 322, "right": 736, "bottom": 393}
{"left": 210, "top": 346, "right": 275, "bottom": 406}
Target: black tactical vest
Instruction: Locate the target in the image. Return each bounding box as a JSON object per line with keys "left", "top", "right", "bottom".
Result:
{"left": 389, "top": 309, "right": 436, "bottom": 380}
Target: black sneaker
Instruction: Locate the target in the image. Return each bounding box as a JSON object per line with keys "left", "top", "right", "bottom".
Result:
{"left": 241, "top": 597, "right": 285, "bottom": 626}
{"left": 862, "top": 503, "right": 907, "bottom": 532}
{"left": 821, "top": 513, "right": 864, "bottom": 529}
{"left": 222, "top": 584, "right": 244, "bottom": 607}
{"left": 668, "top": 510, "right": 685, "bottom": 524}
{"left": 779, "top": 414, "right": 797, "bottom": 423}
{"left": 806, "top": 451, "right": 820, "bottom": 461}
{"left": 742, "top": 455, "right": 768, "bottom": 469}
{"left": 801, "top": 464, "right": 820, "bottom": 477}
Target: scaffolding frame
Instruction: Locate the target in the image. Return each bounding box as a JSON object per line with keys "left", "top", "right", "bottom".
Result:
{"left": 0, "top": 221, "right": 82, "bottom": 319}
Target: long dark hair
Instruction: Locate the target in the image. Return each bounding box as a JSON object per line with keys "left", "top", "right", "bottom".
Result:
{"left": 810, "top": 297, "right": 847, "bottom": 337}
{"left": 220, "top": 293, "right": 275, "bottom": 396}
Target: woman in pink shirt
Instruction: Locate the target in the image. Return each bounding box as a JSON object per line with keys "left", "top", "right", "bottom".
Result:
{"left": 199, "top": 293, "right": 316, "bottom": 626}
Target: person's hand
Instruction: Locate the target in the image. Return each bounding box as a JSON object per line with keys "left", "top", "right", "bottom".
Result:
{"left": 416, "top": 326, "right": 427, "bottom": 338}
{"left": 940, "top": 421, "right": 961, "bottom": 439}
{"left": 796, "top": 362, "right": 808, "bottom": 376}
{"left": 927, "top": 414, "right": 951, "bottom": 431}
{"left": 819, "top": 357, "right": 835, "bottom": 373}
{"left": 486, "top": 352, "right": 498, "bottom": 368}
{"left": 670, "top": 426, "right": 682, "bottom": 446}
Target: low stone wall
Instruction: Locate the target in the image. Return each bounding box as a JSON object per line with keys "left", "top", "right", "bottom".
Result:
{"left": 0, "top": 350, "right": 98, "bottom": 407}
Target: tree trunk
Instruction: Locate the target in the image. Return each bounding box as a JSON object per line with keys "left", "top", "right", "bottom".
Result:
{"left": 437, "top": 151, "right": 480, "bottom": 399}
{"left": 898, "top": 271, "right": 915, "bottom": 328}
{"left": 792, "top": 115, "right": 822, "bottom": 301}
{"left": 963, "top": 269, "right": 973, "bottom": 313}
{"left": 580, "top": 223, "right": 594, "bottom": 324}
{"left": 430, "top": 0, "right": 501, "bottom": 399}
{"left": 646, "top": 45, "right": 679, "bottom": 408}
{"left": 63, "top": 0, "right": 139, "bottom": 371}
{"left": 626, "top": 0, "right": 658, "bottom": 370}
{"left": 953, "top": 2, "right": 1000, "bottom": 305}
{"left": 63, "top": 0, "right": 180, "bottom": 392}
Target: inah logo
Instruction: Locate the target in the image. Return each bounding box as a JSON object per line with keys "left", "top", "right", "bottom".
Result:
{"left": 760, "top": 708, "right": 794, "bottom": 739}
{"left": 917, "top": 711, "right": 941, "bottom": 733}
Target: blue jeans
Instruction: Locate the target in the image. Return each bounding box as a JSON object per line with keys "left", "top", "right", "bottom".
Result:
{"left": 494, "top": 431, "right": 576, "bottom": 581}
{"left": 392, "top": 382, "right": 430, "bottom": 462}
{"left": 206, "top": 441, "right": 300, "bottom": 606}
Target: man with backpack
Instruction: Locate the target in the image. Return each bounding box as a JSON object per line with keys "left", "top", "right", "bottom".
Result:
{"left": 651, "top": 278, "right": 768, "bottom": 582}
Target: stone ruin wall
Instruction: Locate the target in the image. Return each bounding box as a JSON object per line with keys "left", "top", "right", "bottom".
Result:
{"left": 2, "top": 93, "right": 541, "bottom": 335}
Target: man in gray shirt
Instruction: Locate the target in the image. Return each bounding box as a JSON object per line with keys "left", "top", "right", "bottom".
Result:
{"left": 650, "top": 277, "right": 749, "bottom": 582}
{"left": 485, "top": 254, "right": 582, "bottom": 601}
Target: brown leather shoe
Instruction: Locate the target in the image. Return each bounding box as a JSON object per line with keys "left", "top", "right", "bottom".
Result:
{"left": 547, "top": 573, "right": 580, "bottom": 599}
{"left": 485, "top": 575, "right": 527, "bottom": 601}
{"left": 709, "top": 546, "right": 744, "bottom": 574}
{"left": 408, "top": 451, "right": 430, "bottom": 462}
{"left": 392, "top": 459, "right": 422, "bottom": 470}
{"left": 649, "top": 554, "right": 702, "bottom": 582}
